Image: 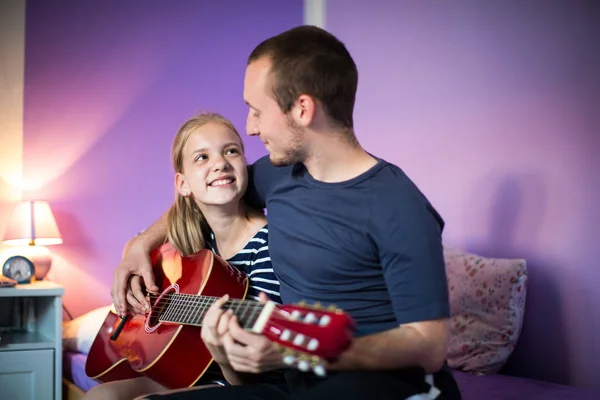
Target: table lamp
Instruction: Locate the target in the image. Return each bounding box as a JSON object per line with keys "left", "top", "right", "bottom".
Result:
{"left": 2, "top": 200, "right": 63, "bottom": 280}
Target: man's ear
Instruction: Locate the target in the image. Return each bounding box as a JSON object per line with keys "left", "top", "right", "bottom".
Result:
{"left": 292, "top": 94, "right": 316, "bottom": 127}
{"left": 175, "top": 172, "right": 190, "bottom": 197}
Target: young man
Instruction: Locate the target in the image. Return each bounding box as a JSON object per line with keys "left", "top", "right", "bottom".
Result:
{"left": 113, "top": 26, "right": 462, "bottom": 400}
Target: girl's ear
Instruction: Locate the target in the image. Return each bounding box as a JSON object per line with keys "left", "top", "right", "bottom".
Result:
{"left": 175, "top": 172, "right": 190, "bottom": 197}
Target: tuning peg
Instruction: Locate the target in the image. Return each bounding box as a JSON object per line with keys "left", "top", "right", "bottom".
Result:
{"left": 283, "top": 354, "right": 297, "bottom": 366}
{"left": 292, "top": 333, "right": 306, "bottom": 346}
{"left": 297, "top": 359, "right": 310, "bottom": 372}
{"left": 282, "top": 349, "right": 297, "bottom": 366}
{"left": 304, "top": 312, "right": 318, "bottom": 324}
{"left": 307, "top": 338, "right": 319, "bottom": 351}
{"left": 296, "top": 354, "right": 311, "bottom": 372}
{"left": 297, "top": 300, "right": 306, "bottom": 306}
{"left": 280, "top": 329, "right": 292, "bottom": 341}
{"left": 310, "top": 356, "right": 327, "bottom": 377}
{"left": 312, "top": 302, "right": 322, "bottom": 309}
{"left": 327, "top": 304, "right": 338, "bottom": 311}
{"left": 290, "top": 310, "right": 302, "bottom": 320}
{"left": 319, "top": 314, "right": 332, "bottom": 326}
{"left": 313, "top": 364, "right": 327, "bottom": 377}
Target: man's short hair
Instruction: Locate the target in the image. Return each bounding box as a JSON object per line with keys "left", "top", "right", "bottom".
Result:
{"left": 249, "top": 25, "right": 358, "bottom": 130}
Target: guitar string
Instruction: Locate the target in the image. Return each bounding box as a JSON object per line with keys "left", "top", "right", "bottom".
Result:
{"left": 145, "top": 293, "right": 267, "bottom": 328}
{"left": 152, "top": 306, "right": 264, "bottom": 328}
{"left": 148, "top": 293, "right": 264, "bottom": 309}
{"left": 150, "top": 299, "right": 265, "bottom": 316}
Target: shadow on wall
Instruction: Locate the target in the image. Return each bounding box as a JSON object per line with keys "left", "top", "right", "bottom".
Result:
{"left": 465, "top": 173, "right": 571, "bottom": 385}
{"left": 52, "top": 209, "right": 97, "bottom": 260}
{"left": 47, "top": 209, "right": 111, "bottom": 318}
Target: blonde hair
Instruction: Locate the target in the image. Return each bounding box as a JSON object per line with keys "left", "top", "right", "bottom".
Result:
{"left": 166, "top": 112, "right": 244, "bottom": 256}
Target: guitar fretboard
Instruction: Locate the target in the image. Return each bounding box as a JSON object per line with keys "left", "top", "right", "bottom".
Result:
{"left": 155, "top": 293, "right": 265, "bottom": 330}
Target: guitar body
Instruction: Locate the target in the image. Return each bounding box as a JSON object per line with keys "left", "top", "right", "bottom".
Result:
{"left": 85, "top": 243, "right": 248, "bottom": 389}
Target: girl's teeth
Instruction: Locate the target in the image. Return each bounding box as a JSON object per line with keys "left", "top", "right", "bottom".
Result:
{"left": 212, "top": 179, "right": 232, "bottom": 186}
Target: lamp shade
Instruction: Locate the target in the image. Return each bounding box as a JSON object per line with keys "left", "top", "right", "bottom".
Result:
{"left": 2, "top": 200, "right": 63, "bottom": 246}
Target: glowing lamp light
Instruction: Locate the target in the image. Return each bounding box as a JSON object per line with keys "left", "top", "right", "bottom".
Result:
{"left": 2, "top": 200, "right": 63, "bottom": 279}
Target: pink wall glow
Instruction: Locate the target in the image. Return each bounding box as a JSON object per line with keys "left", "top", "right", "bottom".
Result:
{"left": 327, "top": 0, "right": 599, "bottom": 391}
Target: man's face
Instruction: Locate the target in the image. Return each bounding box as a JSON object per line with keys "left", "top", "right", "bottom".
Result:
{"left": 244, "top": 57, "right": 305, "bottom": 166}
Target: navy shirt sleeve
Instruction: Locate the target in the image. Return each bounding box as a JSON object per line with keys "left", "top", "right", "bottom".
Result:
{"left": 244, "top": 156, "right": 291, "bottom": 209}
{"left": 369, "top": 176, "right": 451, "bottom": 325}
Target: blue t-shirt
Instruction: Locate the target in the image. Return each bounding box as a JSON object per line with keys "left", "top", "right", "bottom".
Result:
{"left": 210, "top": 224, "right": 282, "bottom": 304}
{"left": 246, "top": 156, "right": 450, "bottom": 336}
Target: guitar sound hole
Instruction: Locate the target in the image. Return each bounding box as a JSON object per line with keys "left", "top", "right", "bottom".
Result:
{"left": 147, "top": 307, "right": 162, "bottom": 328}
{"left": 147, "top": 288, "right": 177, "bottom": 329}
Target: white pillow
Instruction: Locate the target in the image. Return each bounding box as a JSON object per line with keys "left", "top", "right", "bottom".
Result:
{"left": 62, "top": 305, "right": 112, "bottom": 354}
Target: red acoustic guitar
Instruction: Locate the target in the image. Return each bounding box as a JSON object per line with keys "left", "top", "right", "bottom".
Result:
{"left": 85, "top": 242, "right": 356, "bottom": 389}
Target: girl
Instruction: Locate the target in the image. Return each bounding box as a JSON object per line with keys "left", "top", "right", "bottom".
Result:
{"left": 84, "top": 113, "right": 285, "bottom": 400}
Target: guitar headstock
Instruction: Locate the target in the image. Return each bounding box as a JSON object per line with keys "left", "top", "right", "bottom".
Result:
{"left": 255, "top": 301, "right": 356, "bottom": 376}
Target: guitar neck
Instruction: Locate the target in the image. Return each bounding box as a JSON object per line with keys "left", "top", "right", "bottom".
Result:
{"left": 153, "top": 292, "right": 267, "bottom": 330}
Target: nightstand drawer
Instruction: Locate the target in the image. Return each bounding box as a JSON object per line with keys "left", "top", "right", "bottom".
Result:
{"left": 0, "top": 349, "right": 54, "bottom": 400}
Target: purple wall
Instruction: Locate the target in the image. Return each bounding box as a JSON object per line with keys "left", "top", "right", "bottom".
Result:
{"left": 23, "top": 0, "right": 302, "bottom": 317}
{"left": 327, "top": 0, "right": 599, "bottom": 391}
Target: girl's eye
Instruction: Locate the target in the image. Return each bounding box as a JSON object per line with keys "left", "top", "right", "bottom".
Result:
{"left": 195, "top": 154, "right": 207, "bottom": 162}
{"left": 226, "top": 148, "right": 239, "bottom": 155}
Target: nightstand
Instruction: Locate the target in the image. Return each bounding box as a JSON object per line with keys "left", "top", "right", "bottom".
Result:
{"left": 0, "top": 281, "right": 64, "bottom": 400}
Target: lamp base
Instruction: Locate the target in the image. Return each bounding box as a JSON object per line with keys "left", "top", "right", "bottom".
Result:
{"left": 29, "top": 253, "right": 52, "bottom": 280}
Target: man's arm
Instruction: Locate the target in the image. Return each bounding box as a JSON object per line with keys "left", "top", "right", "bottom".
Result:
{"left": 133, "top": 212, "right": 169, "bottom": 254}
{"left": 111, "top": 211, "right": 169, "bottom": 316}
{"left": 328, "top": 319, "right": 449, "bottom": 373}
{"left": 111, "top": 155, "right": 282, "bottom": 315}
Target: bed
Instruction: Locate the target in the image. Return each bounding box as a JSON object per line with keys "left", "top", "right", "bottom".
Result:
{"left": 62, "top": 305, "right": 108, "bottom": 399}
{"left": 61, "top": 247, "right": 600, "bottom": 399}
{"left": 61, "top": 350, "right": 599, "bottom": 400}
{"left": 63, "top": 351, "right": 98, "bottom": 399}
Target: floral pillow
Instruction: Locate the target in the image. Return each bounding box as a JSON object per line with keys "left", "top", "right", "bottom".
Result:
{"left": 444, "top": 246, "right": 527, "bottom": 375}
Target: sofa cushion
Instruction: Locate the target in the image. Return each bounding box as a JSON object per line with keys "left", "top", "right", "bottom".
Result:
{"left": 452, "top": 371, "right": 600, "bottom": 400}
{"left": 444, "top": 247, "right": 527, "bottom": 374}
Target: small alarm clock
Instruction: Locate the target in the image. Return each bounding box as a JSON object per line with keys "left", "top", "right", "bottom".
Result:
{"left": 2, "top": 255, "right": 35, "bottom": 284}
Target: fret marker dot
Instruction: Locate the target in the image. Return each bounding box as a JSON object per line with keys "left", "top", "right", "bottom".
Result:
{"left": 319, "top": 315, "right": 331, "bottom": 326}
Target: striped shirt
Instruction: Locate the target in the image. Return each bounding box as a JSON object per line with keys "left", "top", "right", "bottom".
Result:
{"left": 209, "top": 225, "right": 281, "bottom": 304}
